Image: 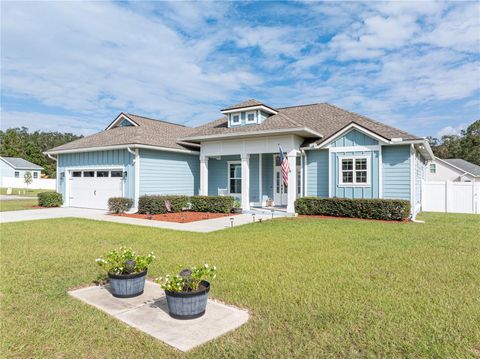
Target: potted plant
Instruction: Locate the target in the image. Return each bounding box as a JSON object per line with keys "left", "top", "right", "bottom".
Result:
{"left": 156, "top": 264, "right": 217, "bottom": 319}
{"left": 232, "top": 200, "right": 242, "bottom": 214}
{"left": 96, "top": 246, "right": 155, "bottom": 298}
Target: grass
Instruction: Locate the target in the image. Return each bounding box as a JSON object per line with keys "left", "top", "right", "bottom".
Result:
{"left": 0, "top": 199, "right": 38, "bottom": 212}
{"left": 0, "top": 187, "right": 53, "bottom": 197}
{"left": 1, "top": 213, "right": 479, "bottom": 358}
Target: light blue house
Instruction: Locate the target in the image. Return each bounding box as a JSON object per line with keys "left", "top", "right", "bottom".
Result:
{"left": 0, "top": 157, "right": 43, "bottom": 187}
{"left": 46, "top": 100, "right": 433, "bottom": 217}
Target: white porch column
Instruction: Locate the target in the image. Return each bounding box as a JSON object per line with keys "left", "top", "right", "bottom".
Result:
{"left": 241, "top": 154, "right": 250, "bottom": 211}
{"left": 200, "top": 157, "right": 208, "bottom": 196}
{"left": 287, "top": 152, "right": 298, "bottom": 214}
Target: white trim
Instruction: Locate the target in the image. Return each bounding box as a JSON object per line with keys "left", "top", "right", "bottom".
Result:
{"left": 227, "top": 160, "right": 242, "bottom": 196}
{"left": 410, "top": 144, "right": 415, "bottom": 217}
{"left": 221, "top": 105, "right": 278, "bottom": 115}
{"left": 105, "top": 113, "right": 139, "bottom": 130}
{"left": 329, "top": 145, "right": 380, "bottom": 152}
{"left": 328, "top": 148, "right": 332, "bottom": 197}
{"left": 259, "top": 154, "right": 263, "bottom": 206}
{"left": 46, "top": 143, "right": 199, "bottom": 155}
{"left": 300, "top": 153, "right": 304, "bottom": 197}
{"left": 303, "top": 150, "right": 308, "bottom": 196}
{"left": 378, "top": 145, "right": 383, "bottom": 198}
{"left": 245, "top": 111, "right": 257, "bottom": 125}
{"left": 316, "top": 123, "right": 390, "bottom": 148}
{"left": 337, "top": 155, "right": 371, "bottom": 187}
{"left": 199, "top": 157, "right": 209, "bottom": 195}
{"left": 230, "top": 113, "right": 241, "bottom": 126}
{"left": 181, "top": 127, "right": 323, "bottom": 142}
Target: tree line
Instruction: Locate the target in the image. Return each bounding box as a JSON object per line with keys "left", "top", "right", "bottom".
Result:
{"left": 0, "top": 127, "right": 83, "bottom": 178}
{"left": 0, "top": 120, "right": 478, "bottom": 178}
{"left": 427, "top": 120, "right": 480, "bottom": 166}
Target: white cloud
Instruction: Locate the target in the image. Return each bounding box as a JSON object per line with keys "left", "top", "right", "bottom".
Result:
{"left": 436, "top": 123, "right": 468, "bottom": 138}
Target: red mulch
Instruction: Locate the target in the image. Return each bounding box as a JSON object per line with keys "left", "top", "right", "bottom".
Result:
{"left": 298, "top": 215, "right": 410, "bottom": 223}
{"left": 112, "top": 211, "right": 237, "bottom": 223}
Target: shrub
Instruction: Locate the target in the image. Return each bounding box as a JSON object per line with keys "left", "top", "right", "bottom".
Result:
{"left": 96, "top": 246, "right": 155, "bottom": 275}
{"left": 190, "top": 196, "right": 234, "bottom": 213}
{"left": 108, "top": 197, "right": 133, "bottom": 214}
{"left": 295, "top": 197, "right": 411, "bottom": 221}
{"left": 138, "top": 195, "right": 189, "bottom": 214}
{"left": 38, "top": 192, "right": 63, "bottom": 207}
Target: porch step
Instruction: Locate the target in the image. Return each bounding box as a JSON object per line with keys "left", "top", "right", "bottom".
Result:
{"left": 245, "top": 208, "right": 292, "bottom": 217}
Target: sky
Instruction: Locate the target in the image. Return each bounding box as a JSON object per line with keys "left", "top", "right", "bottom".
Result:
{"left": 1, "top": 1, "right": 479, "bottom": 139}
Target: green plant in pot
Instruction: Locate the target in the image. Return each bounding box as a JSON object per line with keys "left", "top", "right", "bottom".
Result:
{"left": 156, "top": 264, "right": 217, "bottom": 319}
{"left": 232, "top": 200, "right": 242, "bottom": 214}
{"left": 96, "top": 246, "right": 155, "bottom": 298}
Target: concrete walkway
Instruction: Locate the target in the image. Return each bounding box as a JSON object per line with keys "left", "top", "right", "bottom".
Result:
{"left": 0, "top": 207, "right": 285, "bottom": 232}
{"left": 0, "top": 195, "right": 33, "bottom": 201}
{"left": 69, "top": 281, "right": 249, "bottom": 352}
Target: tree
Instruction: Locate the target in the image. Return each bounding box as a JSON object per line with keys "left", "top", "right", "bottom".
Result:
{"left": 428, "top": 120, "right": 480, "bottom": 166}
{"left": 24, "top": 171, "right": 33, "bottom": 188}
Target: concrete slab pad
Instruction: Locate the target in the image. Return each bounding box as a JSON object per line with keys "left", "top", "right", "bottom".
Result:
{"left": 68, "top": 281, "right": 249, "bottom": 352}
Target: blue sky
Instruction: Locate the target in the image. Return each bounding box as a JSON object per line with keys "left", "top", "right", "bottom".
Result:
{"left": 1, "top": 1, "right": 479, "bottom": 138}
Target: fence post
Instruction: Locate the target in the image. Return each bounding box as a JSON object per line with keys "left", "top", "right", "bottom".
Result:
{"left": 445, "top": 181, "right": 451, "bottom": 213}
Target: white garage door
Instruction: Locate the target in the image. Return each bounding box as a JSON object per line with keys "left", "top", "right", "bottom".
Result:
{"left": 69, "top": 169, "right": 124, "bottom": 209}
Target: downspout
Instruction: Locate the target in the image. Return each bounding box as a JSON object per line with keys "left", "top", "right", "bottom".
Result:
{"left": 127, "top": 147, "right": 139, "bottom": 212}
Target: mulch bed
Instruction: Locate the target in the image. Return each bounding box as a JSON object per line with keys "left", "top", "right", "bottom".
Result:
{"left": 298, "top": 215, "right": 410, "bottom": 223}
{"left": 112, "top": 211, "right": 237, "bottom": 223}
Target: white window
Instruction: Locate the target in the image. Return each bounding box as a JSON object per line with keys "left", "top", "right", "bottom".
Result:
{"left": 14, "top": 171, "right": 20, "bottom": 178}
{"left": 33, "top": 172, "right": 38, "bottom": 179}
{"left": 228, "top": 162, "right": 241, "bottom": 194}
{"left": 231, "top": 114, "right": 240, "bottom": 125}
{"left": 246, "top": 111, "right": 256, "bottom": 124}
{"left": 339, "top": 156, "right": 370, "bottom": 186}
{"left": 429, "top": 163, "right": 436, "bottom": 174}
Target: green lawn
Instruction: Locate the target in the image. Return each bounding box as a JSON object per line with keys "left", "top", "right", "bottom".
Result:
{"left": 1, "top": 213, "right": 479, "bottom": 358}
{"left": 0, "top": 187, "right": 53, "bottom": 197}
{"left": 0, "top": 199, "right": 38, "bottom": 212}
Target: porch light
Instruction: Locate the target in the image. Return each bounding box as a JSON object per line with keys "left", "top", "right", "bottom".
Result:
{"left": 123, "top": 171, "right": 128, "bottom": 178}
{"left": 60, "top": 171, "right": 65, "bottom": 179}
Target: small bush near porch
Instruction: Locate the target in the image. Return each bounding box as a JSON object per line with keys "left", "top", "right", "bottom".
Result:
{"left": 296, "top": 197, "right": 411, "bottom": 221}
{"left": 1, "top": 213, "right": 479, "bottom": 358}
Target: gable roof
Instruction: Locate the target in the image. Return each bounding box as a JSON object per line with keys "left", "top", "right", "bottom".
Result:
{"left": 440, "top": 158, "right": 480, "bottom": 177}
{"left": 221, "top": 99, "right": 264, "bottom": 111}
{"left": 0, "top": 157, "right": 43, "bottom": 170}
{"left": 183, "top": 102, "right": 420, "bottom": 145}
{"left": 46, "top": 113, "right": 199, "bottom": 154}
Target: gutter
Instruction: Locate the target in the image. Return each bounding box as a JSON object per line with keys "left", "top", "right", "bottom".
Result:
{"left": 45, "top": 143, "right": 200, "bottom": 155}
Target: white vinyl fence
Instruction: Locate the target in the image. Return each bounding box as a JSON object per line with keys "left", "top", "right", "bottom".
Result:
{"left": 1, "top": 177, "right": 56, "bottom": 190}
{"left": 422, "top": 181, "right": 480, "bottom": 214}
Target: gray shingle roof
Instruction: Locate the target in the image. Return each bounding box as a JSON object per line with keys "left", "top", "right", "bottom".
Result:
{"left": 443, "top": 158, "right": 480, "bottom": 176}
{"left": 221, "top": 99, "right": 265, "bottom": 111}
{"left": 47, "top": 113, "right": 199, "bottom": 153}
{"left": 185, "top": 103, "right": 420, "bottom": 144}
{"left": 0, "top": 157, "right": 43, "bottom": 170}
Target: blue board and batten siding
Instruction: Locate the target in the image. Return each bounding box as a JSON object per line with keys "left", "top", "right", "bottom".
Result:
{"left": 57, "top": 149, "right": 136, "bottom": 199}
{"left": 382, "top": 145, "right": 411, "bottom": 200}
{"left": 139, "top": 149, "right": 199, "bottom": 196}
{"left": 306, "top": 150, "right": 329, "bottom": 197}
{"left": 331, "top": 129, "right": 378, "bottom": 147}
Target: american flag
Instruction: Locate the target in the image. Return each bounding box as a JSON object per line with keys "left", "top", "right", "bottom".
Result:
{"left": 278, "top": 146, "right": 290, "bottom": 186}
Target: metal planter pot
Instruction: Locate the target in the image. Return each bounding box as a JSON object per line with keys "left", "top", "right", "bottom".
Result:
{"left": 165, "top": 281, "right": 210, "bottom": 319}
{"left": 108, "top": 270, "right": 147, "bottom": 298}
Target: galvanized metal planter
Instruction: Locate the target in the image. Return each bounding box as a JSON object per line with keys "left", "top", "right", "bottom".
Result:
{"left": 108, "top": 270, "right": 147, "bottom": 298}
{"left": 165, "top": 281, "right": 210, "bottom": 319}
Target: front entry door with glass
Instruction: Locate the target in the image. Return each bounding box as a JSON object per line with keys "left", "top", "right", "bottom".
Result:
{"left": 273, "top": 155, "right": 288, "bottom": 206}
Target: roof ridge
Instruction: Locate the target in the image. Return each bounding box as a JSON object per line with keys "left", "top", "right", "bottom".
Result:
{"left": 322, "top": 103, "right": 418, "bottom": 138}
{"left": 126, "top": 113, "right": 187, "bottom": 127}
{"left": 277, "top": 102, "right": 324, "bottom": 110}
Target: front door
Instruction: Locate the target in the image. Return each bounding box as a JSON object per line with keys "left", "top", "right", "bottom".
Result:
{"left": 273, "top": 155, "right": 288, "bottom": 206}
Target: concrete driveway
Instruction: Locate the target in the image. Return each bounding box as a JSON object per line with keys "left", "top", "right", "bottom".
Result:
{"left": 0, "top": 207, "right": 278, "bottom": 232}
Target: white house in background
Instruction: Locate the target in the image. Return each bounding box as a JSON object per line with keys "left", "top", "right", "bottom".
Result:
{"left": 0, "top": 156, "right": 43, "bottom": 186}
{"left": 426, "top": 157, "right": 480, "bottom": 183}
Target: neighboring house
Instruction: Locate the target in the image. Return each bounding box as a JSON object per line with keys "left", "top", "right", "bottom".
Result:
{"left": 426, "top": 157, "right": 480, "bottom": 182}
{"left": 46, "top": 100, "right": 434, "bottom": 216}
{"left": 0, "top": 156, "right": 43, "bottom": 187}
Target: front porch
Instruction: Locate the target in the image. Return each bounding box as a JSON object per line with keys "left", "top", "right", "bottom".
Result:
{"left": 199, "top": 152, "right": 303, "bottom": 214}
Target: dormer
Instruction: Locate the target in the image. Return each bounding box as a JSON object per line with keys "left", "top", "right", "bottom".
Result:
{"left": 221, "top": 99, "right": 278, "bottom": 128}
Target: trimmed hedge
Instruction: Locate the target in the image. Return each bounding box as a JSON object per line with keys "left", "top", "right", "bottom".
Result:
{"left": 108, "top": 197, "right": 133, "bottom": 214}
{"left": 295, "top": 197, "right": 411, "bottom": 221}
{"left": 190, "top": 196, "right": 234, "bottom": 214}
{"left": 138, "top": 195, "right": 190, "bottom": 214}
{"left": 38, "top": 192, "right": 63, "bottom": 207}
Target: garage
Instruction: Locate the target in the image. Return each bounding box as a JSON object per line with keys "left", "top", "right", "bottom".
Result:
{"left": 69, "top": 169, "right": 124, "bottom": 209}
